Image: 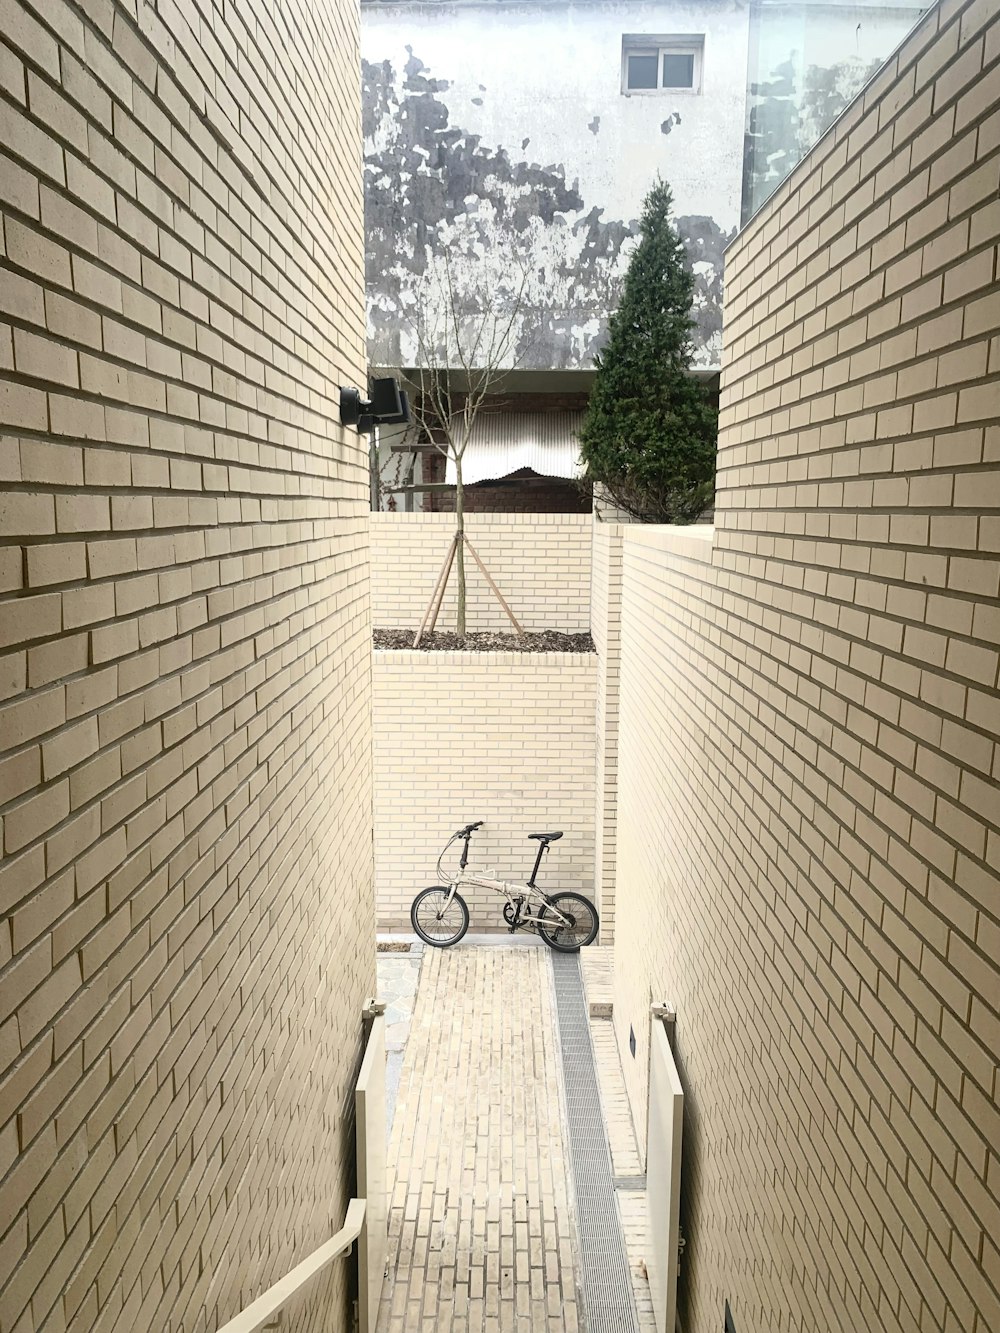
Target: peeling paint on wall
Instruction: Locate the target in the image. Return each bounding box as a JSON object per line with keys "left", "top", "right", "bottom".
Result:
{"left": 363, "top": 1, "right": 922, "bottom": 370}
{"left": 364, "top": 52, "right": 645, "bottom": 370}
{"left": 361, "top": 1, "right": 751, "bottom": 372}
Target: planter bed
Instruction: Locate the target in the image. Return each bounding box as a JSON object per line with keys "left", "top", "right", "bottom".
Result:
{"left": 373, "top": 629, "right": 595, "bottom": 653}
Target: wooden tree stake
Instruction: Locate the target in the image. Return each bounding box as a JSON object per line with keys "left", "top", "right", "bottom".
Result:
{"left": 411, "top": 531, "right": 524, "bottom": 645}
{"left": 462, "top": 535, "right": 525, "bottom": 636}
{"left": 426, "top": 537, "right": 458, "bottom": 637}
{"left": 413, "top": 534, "right": 458, "bottom": 647}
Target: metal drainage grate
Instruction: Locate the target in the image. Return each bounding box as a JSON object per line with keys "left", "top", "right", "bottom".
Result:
{"left": 551, "top": 951, "right": 640, "bottom": 1333}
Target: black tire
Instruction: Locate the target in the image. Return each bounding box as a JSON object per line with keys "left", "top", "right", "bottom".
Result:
{"left": 411, "top": 887, "right": 470, "bottom": 947}
{"left": 537, "top": 892, "right": 600, "bottom": 952}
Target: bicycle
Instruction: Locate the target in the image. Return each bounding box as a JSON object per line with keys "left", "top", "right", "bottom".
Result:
{"left": 410, "top": 821, "right": 600, "bottom": 952}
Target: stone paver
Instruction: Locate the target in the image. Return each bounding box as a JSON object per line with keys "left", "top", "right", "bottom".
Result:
{"left": 377, "top": 941, "right": 424, "bottom": 1130}
{"left": 377, "top": 944, "right": 580, "bottom": 1333}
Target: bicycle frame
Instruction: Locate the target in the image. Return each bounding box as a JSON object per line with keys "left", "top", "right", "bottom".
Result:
{"left": 439, "top": 869, "right": 573, "bottom": 930}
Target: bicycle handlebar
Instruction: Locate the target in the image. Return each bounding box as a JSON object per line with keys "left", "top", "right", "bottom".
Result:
{"left": 456, "top": 821, "right": 483, "bottom": 869}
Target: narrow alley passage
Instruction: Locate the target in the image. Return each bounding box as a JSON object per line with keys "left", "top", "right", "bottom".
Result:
{"left": 376, "top": 944, "right": 581, "bottom": 1332}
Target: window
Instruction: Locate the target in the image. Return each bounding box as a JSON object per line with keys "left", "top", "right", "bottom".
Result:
{"left": 661, "top": 52, "right": 695, "bottom": 88}
{"left": 622, "top": 35, "right": 704, "bottom": 93}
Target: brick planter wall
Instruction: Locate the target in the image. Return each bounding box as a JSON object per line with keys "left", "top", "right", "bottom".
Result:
{"left": 372, "top": 651, "right": 597, "bottom": 931}
{"left": 370, "top": 512, "right": 593, "bottom": 634}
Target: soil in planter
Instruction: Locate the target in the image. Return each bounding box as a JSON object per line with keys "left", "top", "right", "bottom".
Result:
{"left": 373, "top": 629, "right": 595, "bottom": 653}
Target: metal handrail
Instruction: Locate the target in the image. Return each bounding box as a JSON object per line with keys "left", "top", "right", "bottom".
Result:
{"left": 215, "top": 1197, "right": 367, "bottom": 1333}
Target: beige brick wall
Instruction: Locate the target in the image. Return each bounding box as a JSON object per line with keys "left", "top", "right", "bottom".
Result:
{"left": 591, "top": 522, "right": 626, "bottom": 942}
{"left": 372, "top": 651, "right": 596, "bottom": 929}
{"left": 0, "top": 2, "right": 373, "bottom": 1331}
{"left": 370, "top": 511, "right": 593, "bottom": 633}
{"left": 612, "top": 3, "right": 1000, "bottom": 1331}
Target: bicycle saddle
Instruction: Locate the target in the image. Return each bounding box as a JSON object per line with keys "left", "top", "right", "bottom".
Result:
{"left": 528, "top": 831, "right": 563, "bottom": 841}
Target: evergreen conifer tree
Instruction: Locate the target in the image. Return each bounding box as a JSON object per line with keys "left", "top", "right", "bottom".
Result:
{"left": 579, "top": 179, "right": 717, "bottom": 522}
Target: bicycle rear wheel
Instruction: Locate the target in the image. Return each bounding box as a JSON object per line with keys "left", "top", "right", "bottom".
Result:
{"left": 537, "top": 892, "right": 599, "bottom": 952}
{"left": 411, "top": 887, "right": 470, "bottom": 947}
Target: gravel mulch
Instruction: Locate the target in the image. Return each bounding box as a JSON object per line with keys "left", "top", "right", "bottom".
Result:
{"left": 373, "top": 628, "right": 595, "bottom": 653}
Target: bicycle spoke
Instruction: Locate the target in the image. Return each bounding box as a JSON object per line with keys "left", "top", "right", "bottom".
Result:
{"left": 538, "top": 893, "right": 599, "bottom": 952}
{"left": 414, "top": 892, "right": 466, "bottom": 943}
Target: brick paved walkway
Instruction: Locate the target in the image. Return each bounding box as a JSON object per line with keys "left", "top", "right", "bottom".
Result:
{"left": 376, "top": 943, "right": 581, "bottom": 1333}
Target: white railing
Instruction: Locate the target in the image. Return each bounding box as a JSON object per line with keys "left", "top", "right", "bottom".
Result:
{"left": 216, "top": 1197, "right": 367, "bottom": 1333}
{"left": 356, "top": 1013, "right": 388, "bottom": 1333}
{"left": 646, "top": 1004, "right": 684, "bottom": 1333}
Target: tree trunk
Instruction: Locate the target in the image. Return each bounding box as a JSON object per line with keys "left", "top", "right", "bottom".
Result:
{"left": 454, "top": 452, "right": 466, "bottom": 640}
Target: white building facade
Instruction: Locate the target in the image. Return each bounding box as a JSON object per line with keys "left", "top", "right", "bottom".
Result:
{"left": 361, "top": 0, "right": 923, "bottom": 506}
{"left": 362, "top": 0, "right": 923, "bottom": 371}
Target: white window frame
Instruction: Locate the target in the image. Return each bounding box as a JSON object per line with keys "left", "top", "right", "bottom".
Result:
{"left": 621, "top": 34, "right": 704, "bottom": 95}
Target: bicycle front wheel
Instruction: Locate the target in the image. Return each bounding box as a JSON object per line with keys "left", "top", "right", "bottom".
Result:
{"left": 411, "top": 887, "right": 470, "bottom": 947}
{"left": 537, "top": 892, "right": 599, "bottom": 952}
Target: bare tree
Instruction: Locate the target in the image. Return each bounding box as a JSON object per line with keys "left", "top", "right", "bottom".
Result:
{"left": 396, "top": 245, "right": 533, "bottom": 640}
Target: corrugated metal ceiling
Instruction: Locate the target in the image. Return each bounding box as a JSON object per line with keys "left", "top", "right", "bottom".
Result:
{"left": 445, "top": 411, "right": 585, "bottom": 485}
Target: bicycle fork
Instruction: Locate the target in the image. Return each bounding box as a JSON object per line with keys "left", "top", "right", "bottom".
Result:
{"left": 437, "top": 881, "right": 460, "bottom": 919}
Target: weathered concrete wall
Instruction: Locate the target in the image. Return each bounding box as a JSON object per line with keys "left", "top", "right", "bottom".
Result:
{"left": 0, "top": 1, "right": 372, "bottom": 1330}
{"left": 361, "top": 0, "right": 924, "bottom": 374}
{"left": 370, "top": 512, "right": 593, "bottom": 632}
{"left": 372, "top": 651, "right": 597, "bottom": 929}
{"left": 361, "top": 0, "right": 751, "bottom": 371}
{"left": 611, "top": 2, "right": 1000, "bottom": 1330}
